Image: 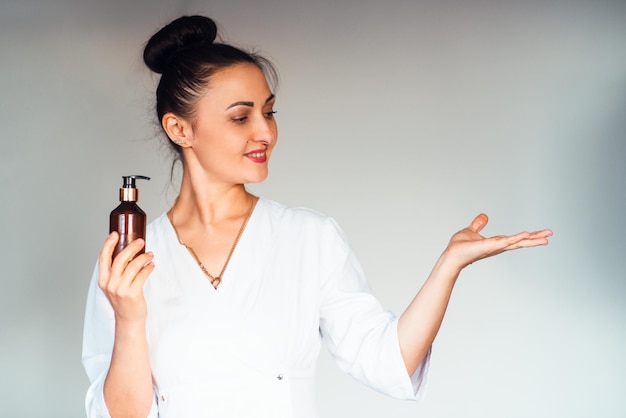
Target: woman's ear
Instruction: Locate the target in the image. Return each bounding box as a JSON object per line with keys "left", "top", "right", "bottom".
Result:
{"left": 162, "top": 112, "right": 192, "bottom": 147}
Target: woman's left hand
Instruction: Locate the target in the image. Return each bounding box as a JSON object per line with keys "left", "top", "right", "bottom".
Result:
{"left": 398, "top": 213, "right": 552, "bottom": 374}
{"left": 444, "top": 213, "right": 553, "bottom": 271}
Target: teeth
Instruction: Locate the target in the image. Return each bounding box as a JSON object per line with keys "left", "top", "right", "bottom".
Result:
{"left": 248, "top": 152, "right": 265, "bottom": 158}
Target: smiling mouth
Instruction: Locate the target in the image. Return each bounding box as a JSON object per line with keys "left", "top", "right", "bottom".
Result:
{"left": 244, "top": 150, "right": 268, "bottom": 163}
{"left": 245, "top": 151, "right": 266, "bottom": 158}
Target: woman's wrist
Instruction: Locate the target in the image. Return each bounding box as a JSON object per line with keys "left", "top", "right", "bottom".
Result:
{"left": 114, "top": 317, "right": 147, "bottom": 340}
{"left": 433, "top": 247, "right": 465, "bottom": 280}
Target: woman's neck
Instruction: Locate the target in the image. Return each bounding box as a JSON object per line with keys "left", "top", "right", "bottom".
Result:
{"left": 172, "top": 171, "right": 254, "bottom": 227}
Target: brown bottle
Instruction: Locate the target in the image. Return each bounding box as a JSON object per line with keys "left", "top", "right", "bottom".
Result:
{"left": 109, "top": 175, "right": 150, "bottom": 259}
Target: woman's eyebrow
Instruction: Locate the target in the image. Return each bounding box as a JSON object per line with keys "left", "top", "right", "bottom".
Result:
{"left": 225, "top": 94, "right": 275, "bottom": 110}
{"left": 226, "top": 101, "right": 254, "bottom": 110}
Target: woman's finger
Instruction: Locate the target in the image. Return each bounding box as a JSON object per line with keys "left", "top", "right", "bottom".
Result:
{"left": 500, "top": 231, "right": 551, "bottom": 251}
{"left": 130, "top": 259, "right": 155, "bottom": 290}
{"left": 529, "top": 228, "right": 554, "bottom": 239}
{"left": 110, "top": 238, "right": 146, "bottom": 279}
{"left": 468, "top": 213, "right": 489, "bottom": 233}
{"left": 98, "top": 232, "right": 120, "bottom": 289}
{"left": 120, "top": 251, "right": 155, "bottom": 287}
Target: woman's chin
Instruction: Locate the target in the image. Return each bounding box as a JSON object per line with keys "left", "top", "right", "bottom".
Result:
{"left": 244, "top": 171, "right": 269, "bottom": 185}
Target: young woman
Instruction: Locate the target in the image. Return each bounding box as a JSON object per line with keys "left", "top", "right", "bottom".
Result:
{"left": 82, "top": 15, "right": 552, "bottom": 418}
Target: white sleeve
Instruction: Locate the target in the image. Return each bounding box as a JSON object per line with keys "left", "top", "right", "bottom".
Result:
{"left": 82, "top": 262, "right": 159, "bottom": 418}
{"left": 318, "top": 218, "right": 430, "bottom": 400}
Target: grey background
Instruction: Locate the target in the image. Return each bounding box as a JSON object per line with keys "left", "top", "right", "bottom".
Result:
{"left": 1, "top": 0, "right": 625, "bottom": 417}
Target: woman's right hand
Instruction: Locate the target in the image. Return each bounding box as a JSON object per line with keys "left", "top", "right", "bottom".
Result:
{"left": 98, "top": 232, "right": 155, "bottom": 324}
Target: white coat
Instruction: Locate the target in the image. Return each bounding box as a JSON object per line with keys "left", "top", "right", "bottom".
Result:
{"left": 83, "top": 198, "right": 430, "bottom": 417}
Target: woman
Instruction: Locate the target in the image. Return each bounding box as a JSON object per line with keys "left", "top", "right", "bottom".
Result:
{"left": 82, "top": 15, "right": 552, "bottom": 418}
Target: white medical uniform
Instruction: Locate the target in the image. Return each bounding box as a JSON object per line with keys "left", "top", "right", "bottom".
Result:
{"left": 83, "top": 198, "right": 430, "bottom": 417}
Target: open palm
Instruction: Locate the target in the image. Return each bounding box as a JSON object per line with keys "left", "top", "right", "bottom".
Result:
{"left": 446, "top": 214, "right": 553, "bottom": 270}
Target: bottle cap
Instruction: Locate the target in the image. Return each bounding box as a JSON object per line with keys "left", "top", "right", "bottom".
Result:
{"left": 120, "top": 175, "right": 150, "bottom": 202}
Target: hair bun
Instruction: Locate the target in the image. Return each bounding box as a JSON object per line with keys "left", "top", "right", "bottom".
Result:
{"left": 143, "top": 15, "right": 218, "bottom": 74}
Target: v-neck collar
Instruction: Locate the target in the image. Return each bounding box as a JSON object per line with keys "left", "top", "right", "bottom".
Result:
{"left": 162, "top": 198, "right": 264, "bottom": 293}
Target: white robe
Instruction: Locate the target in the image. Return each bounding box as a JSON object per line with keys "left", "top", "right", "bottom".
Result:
{"left": 82, "top": 198, "right": 430, "bottom": 417}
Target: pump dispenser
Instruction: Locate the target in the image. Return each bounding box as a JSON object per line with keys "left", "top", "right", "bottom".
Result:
{"left": 109, "top": 175, "right": 150, "bottom": 259}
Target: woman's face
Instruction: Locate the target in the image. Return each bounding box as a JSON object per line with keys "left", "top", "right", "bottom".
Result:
{"left": 183, "top": 63, "right": 278, "bottom": 186}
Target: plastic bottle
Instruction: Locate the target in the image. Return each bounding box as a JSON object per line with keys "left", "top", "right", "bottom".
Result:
{"left": 109, "top": 175, "right": 150, "bottom": 259}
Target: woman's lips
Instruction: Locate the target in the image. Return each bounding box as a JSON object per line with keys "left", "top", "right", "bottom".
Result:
{"left": 244, "top": 149, "right": 267, "bottom": 163}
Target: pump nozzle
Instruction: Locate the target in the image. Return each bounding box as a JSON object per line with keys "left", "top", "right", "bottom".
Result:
{"left": 120, "top": 175, "right": 150, "bottom": 202}
{"left": 122, "top": 175, "right": 151, "bottom": 188}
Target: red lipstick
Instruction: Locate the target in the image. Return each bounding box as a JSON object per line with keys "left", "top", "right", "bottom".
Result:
{"left": 244, "top": 149, "right": 267, "bottom": 163}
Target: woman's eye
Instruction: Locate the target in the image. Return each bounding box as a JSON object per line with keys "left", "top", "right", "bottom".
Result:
{"left": 231, "top": 116, "right": 248, "bottom": 123}
{"left": 264, "top": 110, "right": 277, "bottom": 119}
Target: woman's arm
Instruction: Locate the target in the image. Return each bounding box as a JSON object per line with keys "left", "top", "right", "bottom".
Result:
{"left": 398, "top": 214, "right": 552, "bottom": 374}
{"left": 97, "top": 233, "right": 155, "bottom": 418}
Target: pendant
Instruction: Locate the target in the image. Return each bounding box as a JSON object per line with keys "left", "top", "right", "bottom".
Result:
{"left": 211, "top": 277, "right": 221, "bottom": 289}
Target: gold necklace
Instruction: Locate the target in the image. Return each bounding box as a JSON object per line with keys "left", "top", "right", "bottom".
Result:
{"left": 169, "top": 197, "right": 256, "bottom": 289}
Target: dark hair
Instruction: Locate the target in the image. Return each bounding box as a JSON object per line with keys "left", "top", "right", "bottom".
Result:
{"left": 143, "top": 15, "right": 277, "bottom": 155}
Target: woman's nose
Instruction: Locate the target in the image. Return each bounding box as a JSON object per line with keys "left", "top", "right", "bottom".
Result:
{"left": 251, "top": 116, "right": 277, "bottom": 145}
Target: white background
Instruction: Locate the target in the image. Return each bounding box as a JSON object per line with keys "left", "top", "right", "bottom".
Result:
{"left": 1, "top": 0, "right": 625, "bottom": 417}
